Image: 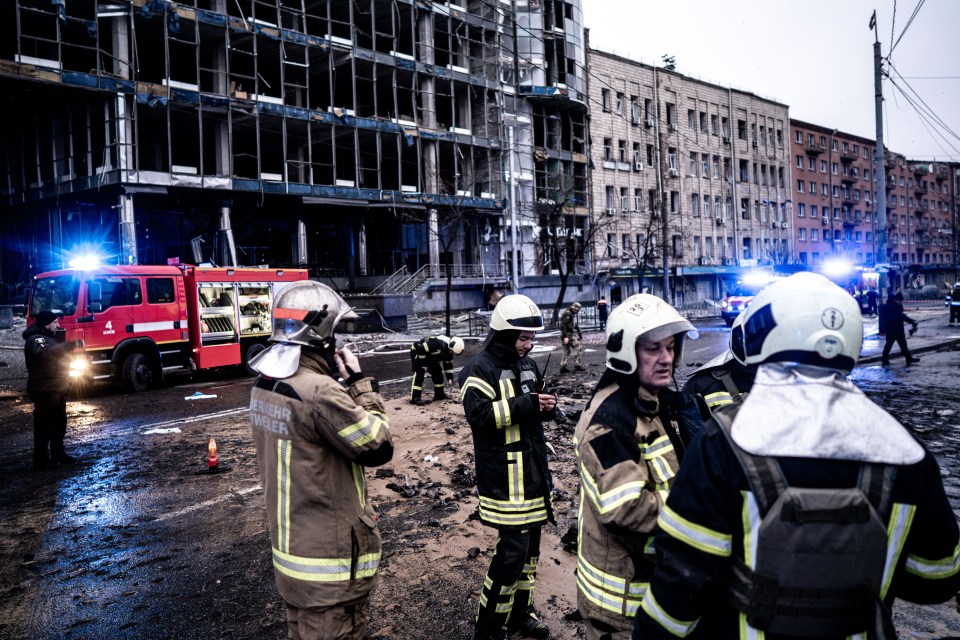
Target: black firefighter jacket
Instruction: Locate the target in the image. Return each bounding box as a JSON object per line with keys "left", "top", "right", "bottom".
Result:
{"left": 458, "top": 340, "right": 554, "bottom": 530}
{"left": 23, "top": 324, "right": 79, "bottom": 396}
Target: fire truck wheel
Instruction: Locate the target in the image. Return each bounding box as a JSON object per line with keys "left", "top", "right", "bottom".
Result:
{"left": 244, "top": 343, "right": 267, "bottom": 377}
{"left": 122, "top": 352, "right": 153, "bottom": 393}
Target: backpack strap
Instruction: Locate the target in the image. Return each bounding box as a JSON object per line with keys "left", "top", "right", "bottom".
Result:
{"left": 858, "top": 463, "right": 897, "bottom": 520}
{"left": 712, "top": 408, "right": 787, "bottom": 516}
{"left": 711, "top": 369, "right": 744, "bottom": 402}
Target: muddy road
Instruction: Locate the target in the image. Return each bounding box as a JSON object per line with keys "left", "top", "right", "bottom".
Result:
{"left": 0, "top": 315, "right": 958, "bottom": 639}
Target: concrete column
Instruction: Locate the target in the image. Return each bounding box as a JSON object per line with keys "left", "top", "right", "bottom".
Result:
{"left": 293, "top": 218, "right": 308, "bottom": 266}
{"left": 357, "top": 218, "right": 368, "bottom": 276}
{"left": 118, "top": 193, "right": 138, "bottom": 265}
{"left": 428, "top": 208, "right": 439, "bottom": 273}
{"left": 111, "top": 11, "right": 131, "bottom": 80}
{"left": 218, "top": 202, "right": 238, "bottom": 267}
{"left": 418, "top": 11, "right": 437, "bottom": 195}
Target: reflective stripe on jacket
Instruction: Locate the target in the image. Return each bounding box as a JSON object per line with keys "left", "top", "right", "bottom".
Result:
{"left": 250, "top": 350, "right": 393, "bottom": 609}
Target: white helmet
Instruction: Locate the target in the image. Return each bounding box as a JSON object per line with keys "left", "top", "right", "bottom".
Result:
{"left": 269, "top": 281, "right": 358, "bottom": 347}
{"left": 729, "top": 272, "right": 862, "bottom": 373}
{"left": 440, "top": 335, "right": 465, "bottom": 355}
{"left": 605, "top": 294, "right": 699, "bottom": 374}
{"left": 490, "top": 294, "right": 544, "bottom": 332}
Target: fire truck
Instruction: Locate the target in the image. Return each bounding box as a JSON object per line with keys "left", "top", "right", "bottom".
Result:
{"left": 27, "top": 262, "right": 308, "bottom": 391}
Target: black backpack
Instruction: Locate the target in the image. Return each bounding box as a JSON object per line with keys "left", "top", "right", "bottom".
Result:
{"left": 714, "top": 409, "right": 896, "bottom": 637}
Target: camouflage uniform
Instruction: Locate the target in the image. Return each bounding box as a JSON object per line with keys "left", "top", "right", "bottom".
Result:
{"left": 559, "top": 302, "right": 583, "bottom": 372}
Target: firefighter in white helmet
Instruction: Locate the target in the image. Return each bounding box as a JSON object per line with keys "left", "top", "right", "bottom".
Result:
{"left": 458, "top": 294, "right": 557, "bottom": 640}
{"left": 408, "top": 335, "right": 464, "bottom": 405}
{"left": 248, "top": 281, "right": 394, "bottom": 640}
{"left": 573, "top": 294, "right": 699, "bottom": 639}
{"left": 635, "top": 273, "right": 960, "bottom": 638}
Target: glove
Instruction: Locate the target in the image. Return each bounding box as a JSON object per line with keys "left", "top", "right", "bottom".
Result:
{"left": 909, "top": 323, "right": 918, "bottom": 336}
{"left": 577, "top": 330, "right": 583, "bottom": 340}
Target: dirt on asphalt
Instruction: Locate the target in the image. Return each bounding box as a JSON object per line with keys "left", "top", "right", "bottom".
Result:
{"left": 1, "top": 318, "right": 959, "bottom": 639}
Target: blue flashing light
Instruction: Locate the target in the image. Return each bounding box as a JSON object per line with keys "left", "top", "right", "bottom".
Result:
{"left": 68, "top": 255, "right": 102, "bottom": 270}
{"left": 821, "top": 259, "right": 852, "bottom": 277}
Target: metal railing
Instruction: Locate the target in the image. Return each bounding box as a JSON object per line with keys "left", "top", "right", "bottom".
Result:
{"left": 369, "top": 266, "right": 409, "bottom": 295}
{"left": 375, "top": 263, "right": 504, "bottom": 295}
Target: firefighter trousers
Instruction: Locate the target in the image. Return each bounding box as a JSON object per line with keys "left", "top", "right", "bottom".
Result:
{"left": 476, "top": 526, "right": 541, "bottom": 634}
{"left": 410, "top": 359, "right": 446, "bottom": 402}
{"left": 285, "top": 600, "right": 368, "bottom": 640}
{"left": 31, "top": 392, "right": 67, "bottom": 465}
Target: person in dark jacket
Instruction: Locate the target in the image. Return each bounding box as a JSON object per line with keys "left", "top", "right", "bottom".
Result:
{"left": 409, "top": 335, "right": 464, "bottom": 405}
{"left": 596, "top": 296, "right": 609, "bottom": 331}
{"left": 459, "top": 294, "right": 557, "bottom": 640}
{"left": 23, "top": 310, "right": 83, "bottom": 469}
{"left": 679, "top": 311, "right": 755, "bottom": 443}
{"left": 633, "top": 273, "right": 960, "bottom": 639}
{"left": 881, "top": 288, "right": 920, "bottom": 366}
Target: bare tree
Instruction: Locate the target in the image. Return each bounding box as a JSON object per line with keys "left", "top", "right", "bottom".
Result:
{"left": 532, "top": 191, "right": 613, "bottom": 327}
{"left": 398, "top": 199, "right": 479, "bottom": 338}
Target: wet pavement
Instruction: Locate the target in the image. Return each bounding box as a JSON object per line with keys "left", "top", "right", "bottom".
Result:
{"left": 0, "top": 306, "right": 958, "bottom": 638}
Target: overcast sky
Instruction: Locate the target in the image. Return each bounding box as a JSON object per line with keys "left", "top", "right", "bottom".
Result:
{"left": 583, "top": 0, "right": 960, "bottom": 161}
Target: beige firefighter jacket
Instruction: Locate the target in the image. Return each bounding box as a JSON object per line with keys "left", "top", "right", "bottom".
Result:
{"left": 573, "top": 376, "right": 682, "bottom": 630}
{"left": 250, "top": 349, "right": 393, "bottom": 609}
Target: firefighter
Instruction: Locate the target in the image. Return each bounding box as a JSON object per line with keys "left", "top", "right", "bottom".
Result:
{"left": 574, "top": 294, "right": 698, "bottom": 639}
{"left": 409, "top": 335, "right": 465, "bottom": 405}
{"left": 23, "top": 310, "right": 84, "bottom": 469}
{"left": 679, "top": 311, "right": 756, "bottom": 443}
{"left": 559, "top": 301, "right": 584, "bottom": 373}
{"left": 248, "top": 281, "right": 394, "bottom": 640}
{"left": 459, "top": 294, "right": 557, "bottom": 640}
{"left": 634, "top": 273, "right": 960, "bottom": 639}
{"left": 948, "top": 281, "right": 960, "bottom": 326}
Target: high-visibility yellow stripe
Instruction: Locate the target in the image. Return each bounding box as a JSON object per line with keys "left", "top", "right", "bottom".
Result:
{"left": 880, "top": 502, "right": 916, "bottom": 599}
{"left": 739, "top": 612, "right": 764, "bottom": 639}
{"left": 658, "top": 504, "right": 732, "bottom": 557}
{"left": 272, "top": 548, "right": 380, "bottom": 582}
{"left": 351, "top": 461, "right": 365, "bottom": 507}
{"left": 905, "top": 542, "right": 960, "bottom": 579}
{"left": 276, "top": 439, "right": 292, "bottom": 553}
{"left": 461, "top": 376, "right": 495, "bottom": 399}
{"left": 740, "top": 491, "right": 761, "bottom": 568}
{"left": 338, "top": 412, "right": 386, "bottom": 448}
{"left": 640, "top": 587, "right": 699, "bottom": 637}
{"left": 580, "top": 461, "right": 648, "bottom": 515}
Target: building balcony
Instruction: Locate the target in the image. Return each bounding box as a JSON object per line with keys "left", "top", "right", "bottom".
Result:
{"left": 840, "top": 151, "right": 857, "bottom": 163}
{"left": 913, "top": 164, "right": 930, "bottom": 177}
{"left": 805, "top": 143, "right": 825, "bottom": 155}
{"left": 840, "top": 174, "right": 857, "bottom": 185}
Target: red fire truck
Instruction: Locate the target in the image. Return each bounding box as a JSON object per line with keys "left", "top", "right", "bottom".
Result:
{"left": 27, "top": 262, "right": 308, "bottom": 391}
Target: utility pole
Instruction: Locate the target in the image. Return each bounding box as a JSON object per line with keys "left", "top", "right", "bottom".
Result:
{"left": 652, "top": 67, "right": 671, "bottom": 302}
{"left": 871, "top": 10, "right": 888, "bottom": 277}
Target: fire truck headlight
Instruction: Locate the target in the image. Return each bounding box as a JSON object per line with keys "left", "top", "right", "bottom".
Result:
{"left": 68, "top": 357, "right": 88, "bottom": 378}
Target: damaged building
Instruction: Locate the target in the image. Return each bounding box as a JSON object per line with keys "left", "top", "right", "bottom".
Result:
{"left": 0, "top": 0, "right": 589, "bottom": 311}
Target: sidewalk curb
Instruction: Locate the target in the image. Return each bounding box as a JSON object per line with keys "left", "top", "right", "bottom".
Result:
{"left": 857, "top": 337, "right": 960, "bottom": 366}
